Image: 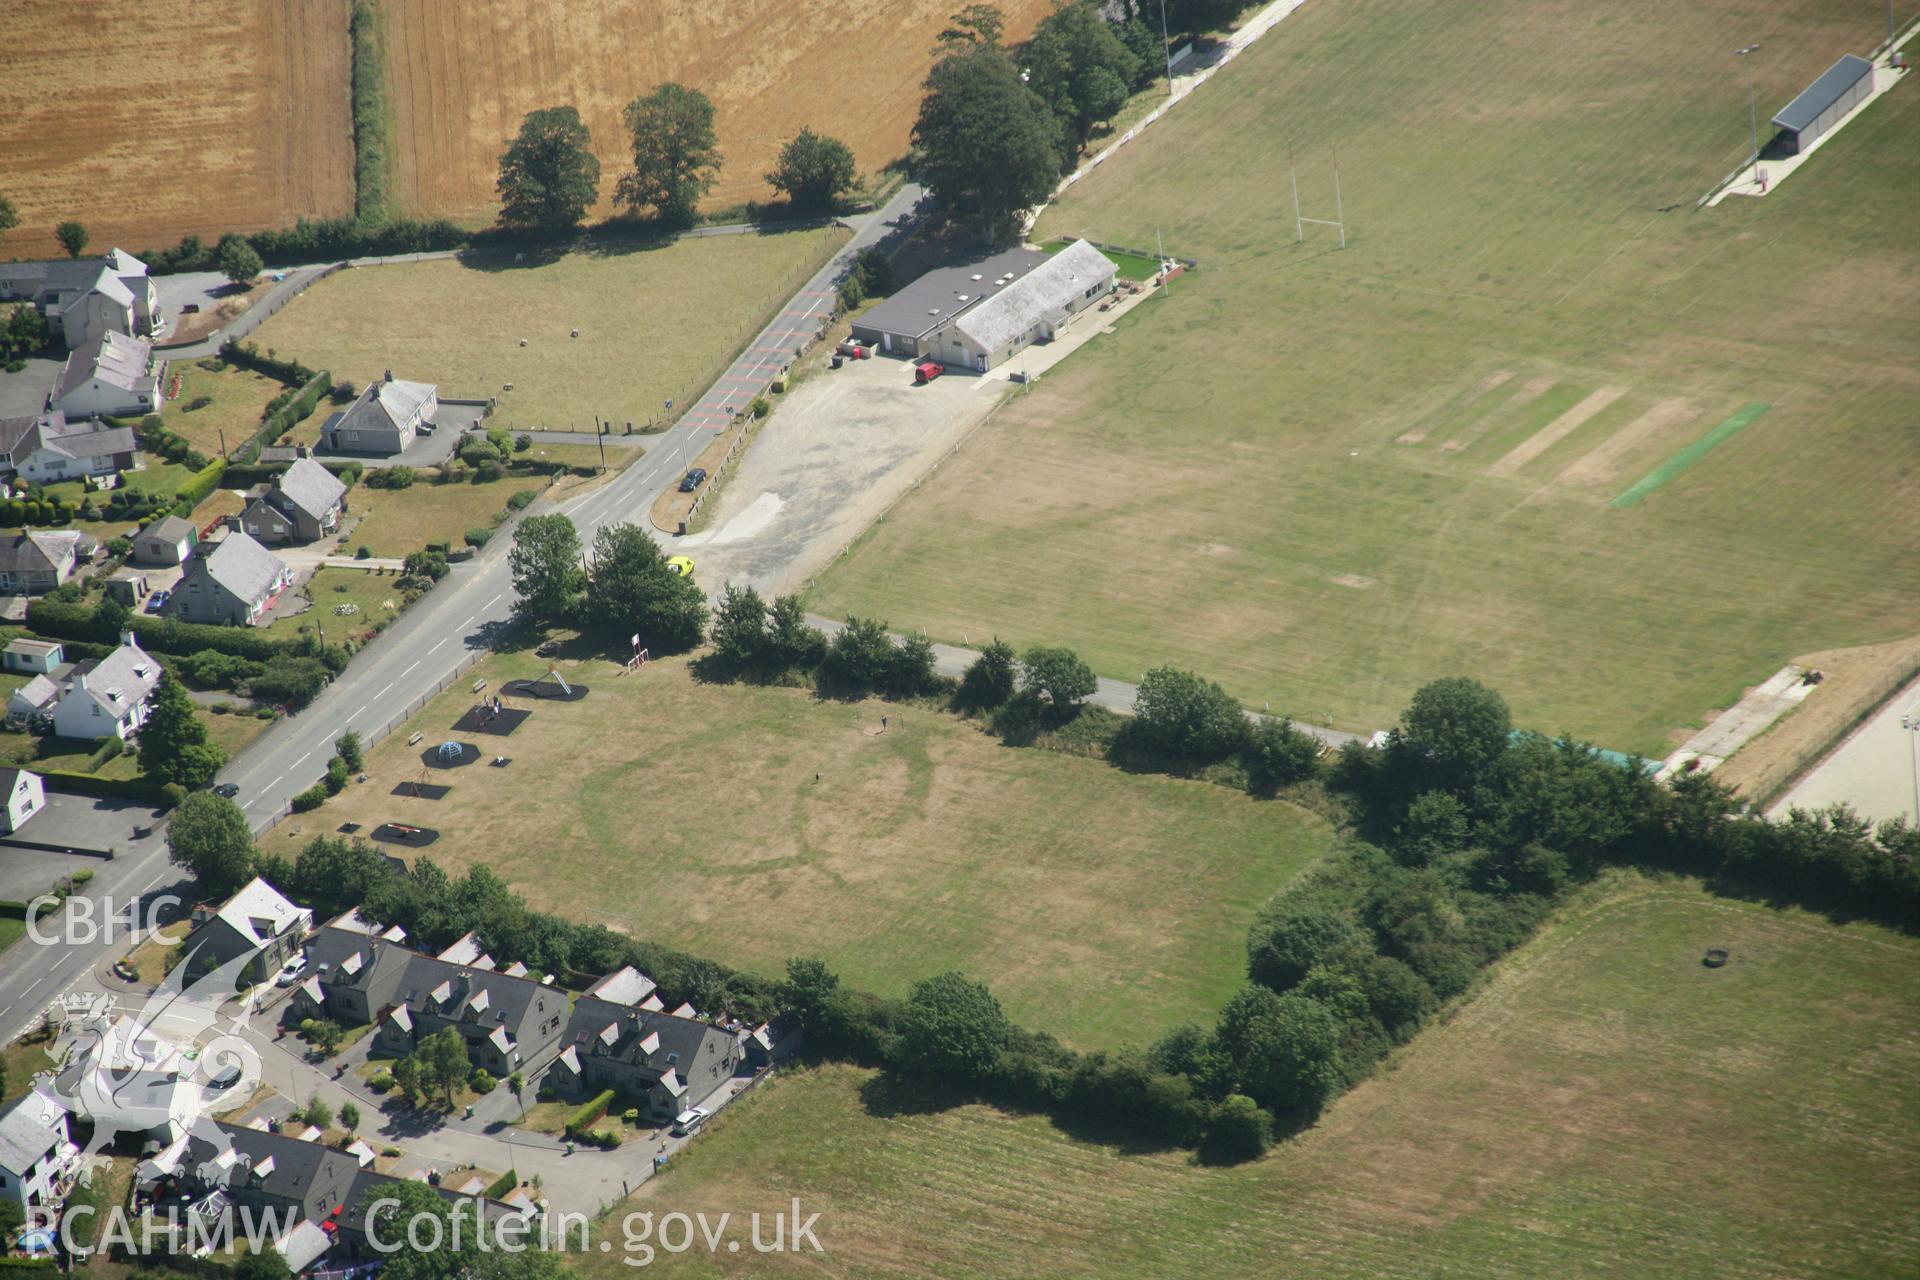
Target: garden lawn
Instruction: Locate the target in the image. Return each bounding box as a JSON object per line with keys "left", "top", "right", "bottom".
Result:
{"left": 252, "top": 229, "right": 847, "bottom": 433}
{"left": 577, "top": 875, "right": 1920, "bottom": 1279}
{"left": 263, "top": 566, "right": 406, "bottom": 641}
{"left": 163, "top": 362, "right": 321, "bottom": 459}
{"left": 320, "top": 649, "right": 1332, "bottom": 1049}
{"left": 344, "top": 479, "right": 541, "bottom": 559}
{"left": 811, "top": 0, "right": 1920, "bottom": 758}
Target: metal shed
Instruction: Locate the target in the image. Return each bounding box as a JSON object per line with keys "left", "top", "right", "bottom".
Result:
{"left": 1772, "top": 54, "right": 1874, "bottom": 155}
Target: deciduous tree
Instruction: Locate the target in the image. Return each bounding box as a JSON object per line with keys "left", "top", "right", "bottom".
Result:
{"left": 582, "top": 522, "right": 707, "bottom": 652}
{"left": 766, "top": 128, "right": 858, "bottom": 212}
{"left": 616, "top": 84, "right": 722, "bottom": 226}
{"left": 1128, "top": 665, "right": 1249, "bottom": 762}
{"left": 913, "top": 46, "right": 1064, "bottom": 239}
{"left": 0, "top": 194, "right": 18, "bottom": 251}
{"left": 893, "top": 970, "right": 1010, "bottom": 1080}
{"left": 1024, "top": 1, "right": 1142, "bottom": 151}
{"left": 1019, "top": 645, "right": 1096, "bottom": 711}
{"left": 166, "top": 792, "right": 255, "bottom": 898}
{"left": 56, "top": 220, "right": 88, "bottom": 258}
{"left": 216, "top": 234, "right": 263, "bottom": 285}
{"left": 508, "top": 514, "right": 583, "bottom": 625}
{"left": 497, "top": 106, "right": 602, "bottom": 235}
{"left": 139, "top": 674, "right": 227, "bottom": 788}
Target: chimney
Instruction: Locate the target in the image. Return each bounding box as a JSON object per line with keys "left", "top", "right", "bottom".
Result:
{"left": 384, "top": 369, "right": 393, "bottom": 383}
{"left": 295, "top": 444, "right": 310, "bottom": 459}
{"left": 120, "top": 629, "right": 137, "bottom": 650}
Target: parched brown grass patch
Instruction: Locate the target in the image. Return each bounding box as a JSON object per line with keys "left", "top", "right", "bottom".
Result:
{"left": 317, "top": 648, "right": 1331, "bottom": 1048}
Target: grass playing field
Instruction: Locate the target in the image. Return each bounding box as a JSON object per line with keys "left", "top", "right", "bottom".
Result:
{"left": 317, "top": 648, "right": 1332, "bottom": 1049}
{"left": 578, "top": 874, "right": 1920, "bottom": 1278}
{"left": 252, "top": 229, "right": 845, "bottom": 437}
{"left": 810, "top": 0, "right": 1920, "bottom": 758}
{"left": 0, "top": 0, "right": 353, "bottom": 260}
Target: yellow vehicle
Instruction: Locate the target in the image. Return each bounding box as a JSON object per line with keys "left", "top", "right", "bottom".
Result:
{"left": 665, "top": 555, "right": 695, "bottom": 578}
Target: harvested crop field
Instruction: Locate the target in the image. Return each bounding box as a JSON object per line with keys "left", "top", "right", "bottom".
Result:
{"left": 379, "top": 0, "right": 1054, "bottom": 223}
{"left": 0, "top": 0, "right": 354, "bottom": 260}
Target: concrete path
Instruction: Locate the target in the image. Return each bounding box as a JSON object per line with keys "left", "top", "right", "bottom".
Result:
{"left": 1706, "top": 29, "right": 1914, "bottom": 207}
{"left": 1658, "top": 666, "right": 1818, "bottom": 777}
{"left": 1769, "top": 673, "right": 1920, "bottom": 824}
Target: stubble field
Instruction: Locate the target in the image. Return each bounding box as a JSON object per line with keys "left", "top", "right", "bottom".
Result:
{"left": 810, "top": 0, "right": 1920, "bottom": 759}
{"left": 0, "top": 0, "right": 354, "bottom": 260}
{"left": 318, "top": 647, "right": 1332, "bottom": 1049}
{"left": 579, "top": 877, "right": 1920, "bottom": 1278}
{"left": 379, "top": 0, "right": 1056, "bottom": 224}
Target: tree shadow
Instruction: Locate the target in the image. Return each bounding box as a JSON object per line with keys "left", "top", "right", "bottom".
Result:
{"left": 856, "top": 1070, "right": 970, "bottom": 1119}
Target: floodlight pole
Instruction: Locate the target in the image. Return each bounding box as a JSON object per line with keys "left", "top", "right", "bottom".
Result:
{"left": 1902, "top": 705, "right": 1920, "bottom": 827}
{"left": 1159, "top": 0, "right": 1175, "bottom": 97}
{"left": 1735, "top": 44, "right": 1762, "bottom": 166}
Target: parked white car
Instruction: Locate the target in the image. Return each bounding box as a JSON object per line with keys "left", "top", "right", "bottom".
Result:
{"left": 671, "top": 1107, "right": 710, "bottom": 1137}
{"left": 275, "top": 957, "right": 307, "bottom": 987}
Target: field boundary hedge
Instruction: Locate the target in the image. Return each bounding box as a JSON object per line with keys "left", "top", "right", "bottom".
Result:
{"left": 349, "top": 0, "right": 393, "bottom": 222}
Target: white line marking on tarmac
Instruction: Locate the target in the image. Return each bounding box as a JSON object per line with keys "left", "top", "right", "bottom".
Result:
{"left": 378, "top": 683, "right": 394, "bottom": 697}
{"left": 485, "top": 594, "right": 501, "bottom": 608}
{"left": 24, "top": 977, "right": 46, "bottom": 995}
{"left": 292, "top": 751, "right": 310, "bottom": 766}
{"left": 403, "top": 661, "right": 419, "bottom": 675}
{"left": 429, "top": 638, "right": 447, "bottom": 653}
{"left": 267, "top": 773, "right": 285, "bottom": 790}
{"left": 143, "top": 873, "right": 165, "bottom": 892}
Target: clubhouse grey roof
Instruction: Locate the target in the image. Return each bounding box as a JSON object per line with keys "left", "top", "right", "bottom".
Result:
{"left": 854, "top": 247, "right": 1051, "bottom": 341}
{"left": 948, "top": 239, "right": 1115, "bottom": 353}
{"left": 274, "top": 456, "right": 347, "bottom": 521}
{"left": 1773, "top": 54, "right": 1874, "bottom": 131}
{"left": 198, "top": 532, "right": 288, "bottom": 605}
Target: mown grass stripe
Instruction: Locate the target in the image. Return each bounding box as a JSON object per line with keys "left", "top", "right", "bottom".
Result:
{"left": 1611, "top": 402, "right": 1770, "bottom": 509}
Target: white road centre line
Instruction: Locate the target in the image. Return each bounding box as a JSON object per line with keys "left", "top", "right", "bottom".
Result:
{"left": 429, "top": 638, "right": 447, "bottom": 653}
{"left": 24, "top": 977, "right": 46, "bottom": 995}
{"left": 484, "top": 594, "right": 501, "bottom": 608}
{"left": 403, "top": 661, "right": 419, "bottom": 675}
{"left": 266, "top": 773, "right": 285, "bottom": 790}
{"left": 143, "top": 872, "right": 165, "bottom": 892}
{"left": 292, "top": 751, "right": 310, "bottom": 767}
{"left": 377, "top": 683, "right": 394, "bottom": 698}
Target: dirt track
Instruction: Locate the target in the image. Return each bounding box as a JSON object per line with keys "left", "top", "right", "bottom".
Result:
{"left": 0, "top": 0, "right": 355, "bottom": 259}
{"left": 381, "top": 0, "right": 1054, "bottom": 223}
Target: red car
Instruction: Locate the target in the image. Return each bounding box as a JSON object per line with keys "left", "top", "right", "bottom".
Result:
{"left": 914, "top": 360, "right": 943, "bottom": 384}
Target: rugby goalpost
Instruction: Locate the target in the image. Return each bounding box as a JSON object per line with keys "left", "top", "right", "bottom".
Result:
{"left": 1290, "top": 141, "right": 1346, "bottom": 249}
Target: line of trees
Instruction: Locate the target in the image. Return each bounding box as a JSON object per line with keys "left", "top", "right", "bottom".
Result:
{"left": 495, "top": 86, "right": 864, "bottom": 238}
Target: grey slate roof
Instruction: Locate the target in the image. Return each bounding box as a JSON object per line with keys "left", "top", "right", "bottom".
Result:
{"left": 140, "top": 515, "right": 195, "bottom": 546}
{"left": 198, "top": 532, "right": 288, "bottom": 605}
{"left": 1774, "top": 54, "right": 1874, "bottom": 131}
{"left": 854, "top": 247, "right": 1051, "bottom": 341}
{"left": 273, "top": 457, "right": 347, "bottom": 522}
{"left": 335, "top": 376, "right": 435, "bottom": 435}
{"left": 949, "top": 240, "right": 1115, "bottom": 353}
{"left": 33, "top": 415, "right": 138, "bottom": 462}
{"left": 0, "top": 1090, "right": 67, "bottom": 1176}
{"left": 66, "top": 638, "right": 162, "bottom": 715}
{"left": 0, "top": 531, "right": 77, "bottom": 575}
{"left": 55, "top": 330, "right": 156, "bottom": 399}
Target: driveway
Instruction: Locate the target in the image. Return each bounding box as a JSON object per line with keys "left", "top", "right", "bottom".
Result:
{"left": 0, "top": 790, "right": 168, "bottom": 900}
{"left": 149, "top": 272, "right": 250, "bottom": 340}
{"left": 0, "top": 357, "right": 59, "bottom": 417}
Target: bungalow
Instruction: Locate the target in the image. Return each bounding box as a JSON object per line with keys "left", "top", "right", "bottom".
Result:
{"left": 320, "top": 372, "right": 436, "bottom": 456}
{"left": 49, "top": 631, "right": 161, "bottom": 741}
{"left": 183, "top": 877, "right": 313, "bottom": 988}
{"left": 132, "top": 515, "right": 198, "bottom": 567}
{"left": 2, "top": 637, "right": 63, "bottom": 674}
{"left": 0, "top": 409, "right": 141, "bottom": 485}
{"left": 0, "top": 1089, "right": 79, "bottom": 1220}
{"left": 0, "top": 249, "right": 158, "bottom": 349}
{"left": 0, "top": 530, "right": 81, "bottom": 595}
{"left": 0, "top": 767, "right": 46, "bottom": 834}
{"left": 240, "top": 456, "right": 347, "bottom": 545}
{"left": 170, "top": 532, "right": 291, "bottom": 627}
{"left": 51, "top": 331, "right": 167, "bottom": 419}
